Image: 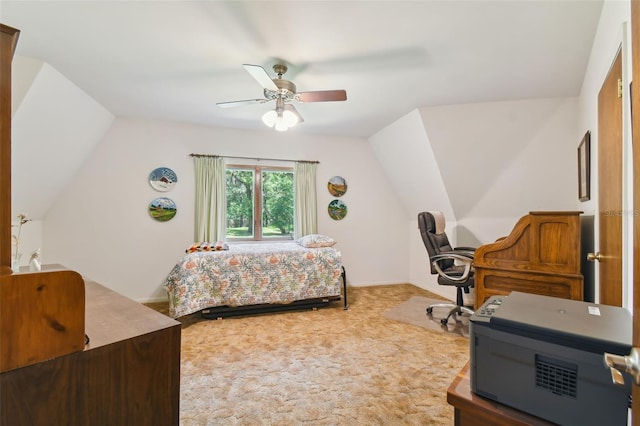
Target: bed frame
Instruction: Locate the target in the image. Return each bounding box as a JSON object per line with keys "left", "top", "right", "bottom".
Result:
{"left": 200, "top": 266, "right": 348, "bottom": 319}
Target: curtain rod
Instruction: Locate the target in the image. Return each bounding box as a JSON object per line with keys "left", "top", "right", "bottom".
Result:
{"left": 189, "top": 154, "right": 319, "bottom": 164}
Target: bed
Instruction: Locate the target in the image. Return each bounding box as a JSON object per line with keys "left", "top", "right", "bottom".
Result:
{"left": 163, "top": 237, "right": 346, "bottom": 318}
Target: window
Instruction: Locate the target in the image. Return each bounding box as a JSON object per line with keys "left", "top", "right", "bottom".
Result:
{"left": 226, "top": 165, "right": 294, "bottom": 241}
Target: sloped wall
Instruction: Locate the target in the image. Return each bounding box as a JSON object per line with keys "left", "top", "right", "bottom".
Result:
{"left": 11, "top": 57, "right": 114, "bottom": 222}
{"left": 422, "top": 97, "right": 579, "bottom": 245}
{"left": 369, "top": 109, "right": 455, "bottom": 221}
{"left": 11, "top": 56, "right": 42, "bottom": 116}
{"left": 368, "top": 109, "right": 457, "bottom": 299}
{"left": 369, "top": 97, "right": 579, "bottom": 299}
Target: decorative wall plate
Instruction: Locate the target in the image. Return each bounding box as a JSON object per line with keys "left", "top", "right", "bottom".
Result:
{"left": 149, "top": 197, "right": 177, "bottom": 222}
{"left": 328, "top": 199, "right": 347, "bottom": 220}
{"left": 327, "top": 176, "right": 347, "bottom": 197}
{"left": 149, "top": 167, "right": 177, "bottom": 192}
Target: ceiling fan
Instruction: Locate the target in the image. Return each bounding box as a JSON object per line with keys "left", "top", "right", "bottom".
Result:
{"left": 216, "top": 64, "right": 347, "bottom": 131}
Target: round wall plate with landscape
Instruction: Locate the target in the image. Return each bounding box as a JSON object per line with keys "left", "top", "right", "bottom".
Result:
{"left": 327, "top": 176, "right": 347, "bottom": 197}
{"left": 149, "top": 167, "right": 178, "bottom": 192}
{"left": 149, "top": 197, "right": 177, "bottom": 222}
{"left": 328, "top": 199, "right": 347, "bottom": 220}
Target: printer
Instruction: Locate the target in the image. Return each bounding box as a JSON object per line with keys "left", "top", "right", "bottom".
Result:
{"left": 470, "top": 291, "right": 632, "bottom": 425}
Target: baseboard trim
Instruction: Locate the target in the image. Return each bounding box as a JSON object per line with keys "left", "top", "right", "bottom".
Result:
{"left": 346, "top": 281, "right": 409, "bottom": 287}
{"left": 137, "top": 296, "right": 169, "bottom": 304}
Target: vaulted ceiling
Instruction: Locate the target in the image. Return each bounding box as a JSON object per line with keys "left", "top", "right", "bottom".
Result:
{"left": 2, "top": 0, "right": 603, "bottom": 138}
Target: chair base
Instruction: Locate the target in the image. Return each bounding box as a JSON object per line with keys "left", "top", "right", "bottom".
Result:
{"left": 426, "top": 303, "right": 474, "bottom": 325}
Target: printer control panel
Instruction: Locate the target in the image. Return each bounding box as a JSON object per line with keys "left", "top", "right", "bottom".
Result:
{"left": 476, "top": 296, "right": 506, "bottom": 318}
{"left": 470, "top": 295, "right": 508, "bottom": 325}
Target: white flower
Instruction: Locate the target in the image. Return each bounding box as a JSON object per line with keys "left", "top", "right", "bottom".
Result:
{"left": 11, "top": 213, "right": 31, "bottom": 264}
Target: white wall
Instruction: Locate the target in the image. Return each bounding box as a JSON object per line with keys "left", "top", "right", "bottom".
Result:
{"left": 395, "top": 0, "right": 635, "bottom": 304}
{"left": 369, "top": 108, "right": 456, "bottom": 300}
{"left": 369, "top": 98, "right": 579, "bottom": 299}
{"left": 42, "top": 118, "right": 408, "bottom": 302}
{"left": 11, "top": 57, "right": 114, "bottom": 222}
{"left": 422, "top": 97, "right": 579, "bottom": 232}
{"left": 369, "top": 109, "right": 455, "bottom": 221}
{"left": 14, "top": 0, "right": 634, "bottom": 307}
{"left": 576, "top": 0, "right": 632, "bottom": 306}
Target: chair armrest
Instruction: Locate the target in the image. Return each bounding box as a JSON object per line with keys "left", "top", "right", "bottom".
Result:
{"left": 452, "top": 249, "right": 475, "bottom": 259}
{"left": 454, "top": 246, "right": 476, "bottom": 253}
{"left": 431, "top": 252, "right": 473, "bottom": 282}
{"left": 435, "top": 250, "right": 474, "bottom": 260}
{"left": 432, "top": 252, "right": 473, "bottom": 262}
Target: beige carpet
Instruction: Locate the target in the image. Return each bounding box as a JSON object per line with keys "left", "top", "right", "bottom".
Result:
{"left": 147, "top": 284, "right": 470, "bottom": 425}
{"left": 384, "top": 296, "right": 470, "bottom": 338}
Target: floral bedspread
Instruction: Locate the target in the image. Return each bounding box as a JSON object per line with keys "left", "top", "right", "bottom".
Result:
{"left": 163, "top": 242, "right": 342, "bottom": 318}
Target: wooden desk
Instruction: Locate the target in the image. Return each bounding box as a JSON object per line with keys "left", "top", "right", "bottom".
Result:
{"left": 1, "top": 278, "right": 181, "bottom": 425}
{"left": 447, "top": 362, "right": 553, "bottom": 426}
{"left": 473, "top": 211, "right": 584, "bottom": 309}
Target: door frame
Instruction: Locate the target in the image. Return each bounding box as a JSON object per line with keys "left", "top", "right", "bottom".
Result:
{"left": 620, "top": 20, "right": 635, "bottom": 310}
{"left": 593, "top": 21, "right": 635, "bottom": 310}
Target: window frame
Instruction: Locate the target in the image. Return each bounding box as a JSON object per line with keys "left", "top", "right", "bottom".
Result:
{"left": 226, "top": 164, "right": 294, "bottom": 242}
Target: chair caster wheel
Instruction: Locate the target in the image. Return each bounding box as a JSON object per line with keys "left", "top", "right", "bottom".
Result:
{"left": 426, "top": 307, "right": 433, "bottom": 315}
{"left": 441, "top": 318, "right": 449, "bottom": 325}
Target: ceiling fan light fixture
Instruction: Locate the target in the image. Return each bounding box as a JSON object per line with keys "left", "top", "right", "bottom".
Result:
{"left": 263, "top": 99, "right": 298, "bottom": 131}
{"left": 282, "top": 109, "right": 299, "bottom": 127}
{"left": 274, "top": 116, "right": 289, "bottom": 132}
{"left": 221, "top": 63, "right": 344, "bottom": 130}
{"left": 263, "top": 109, "right": 290, "bottom": 131}
{"left": 262, "top": 110, "right": 277, "bottom": 127}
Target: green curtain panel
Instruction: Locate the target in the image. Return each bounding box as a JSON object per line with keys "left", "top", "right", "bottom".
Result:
{"left": 194, "top": 156, "right": 226, "bottom": 242}
{"left": 294, "top": 162, "right": 317, "bottom": 239}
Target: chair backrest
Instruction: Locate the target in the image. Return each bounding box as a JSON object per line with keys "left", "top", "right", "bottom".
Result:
{"left": 418, "top": 211, "right": 454, "bottom": 274}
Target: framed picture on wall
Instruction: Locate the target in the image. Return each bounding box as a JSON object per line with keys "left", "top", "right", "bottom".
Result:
{"left": 578, "top": 131, "right": 591, "bottom": 202}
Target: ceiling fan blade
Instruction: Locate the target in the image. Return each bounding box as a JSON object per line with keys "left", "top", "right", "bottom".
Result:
{"left": 216, "top": 99, "right": 269, "bottom": 108}
{"left": 296, "top": 90, "right": 347, "bottom": 103}
{"left": 243, "top": 64, "right": 278, "bottom": 91}
{"left": 285, "top": 104, "right": 304, "bottom": 123}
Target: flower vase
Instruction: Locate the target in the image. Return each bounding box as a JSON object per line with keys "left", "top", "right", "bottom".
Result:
{"left": 12, "top": 254, "right": 22, "bottom": 273}
{"left": 29, "top": 249, "right": 41, "bottom": 272}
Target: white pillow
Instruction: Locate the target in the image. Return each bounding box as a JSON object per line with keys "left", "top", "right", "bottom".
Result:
{"left": 296, "top": 234, "right": 337, "bottom": 248}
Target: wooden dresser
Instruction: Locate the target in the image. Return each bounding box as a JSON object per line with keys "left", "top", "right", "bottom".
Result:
{"left": 1, "top": 26, "right": 180, "bottom": 424}
{"left": 448, "top": 362, "right": 553, "bottom": 426}
{"left": 473, "top": 211, "right": 584, "bottom": 309}
{"left": 0, "top": 270, "right": 181, "bottom": 425}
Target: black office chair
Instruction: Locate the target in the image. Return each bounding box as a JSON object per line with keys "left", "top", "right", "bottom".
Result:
{"left": 418, "top": 211, "right": 475, "bottom": 325}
